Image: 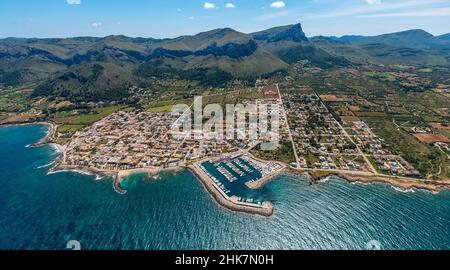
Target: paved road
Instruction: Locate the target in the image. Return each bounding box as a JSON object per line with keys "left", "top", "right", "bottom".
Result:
{"left": 276, "top": 83, "right": 300, "bottom": 167}
{"left": 314, "top": 90, "right": 378, "bottom": 174}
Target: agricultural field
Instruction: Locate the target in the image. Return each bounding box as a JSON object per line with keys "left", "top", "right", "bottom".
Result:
{"left": 0, "top": 86, "right": 35, "bottom": 113}
{"left": 288, "top": 65, "right": 449, "bottom": 180}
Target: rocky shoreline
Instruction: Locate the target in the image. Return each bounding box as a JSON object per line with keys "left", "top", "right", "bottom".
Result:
{"left": 4, "top": 122, "right": 449, "bottom": 218}
{"left": 48, "top": 161, "right": 449, "bottom": 217}
{"left": 50, "top": 158, "right": 275, "bottom": 216}
{"left": 287, "top": 168, "right": 450, "bottom": 193}
{"left": 333, "top": 172, "right": 450, "bottom": 193}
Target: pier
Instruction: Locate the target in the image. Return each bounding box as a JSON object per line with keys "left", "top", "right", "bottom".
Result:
{"left": 190, "top": 163, "right": 274, "bottom": 217}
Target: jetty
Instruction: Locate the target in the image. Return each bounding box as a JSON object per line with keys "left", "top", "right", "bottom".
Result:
{"left": 189, "top": 164, "right": 274, "bottom": 217}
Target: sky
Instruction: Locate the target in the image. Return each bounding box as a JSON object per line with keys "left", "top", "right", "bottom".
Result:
{"left": 0, "top": 0, "right": 449, "bottom": 38}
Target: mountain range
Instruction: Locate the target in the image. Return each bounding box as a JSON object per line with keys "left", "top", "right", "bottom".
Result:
{"left": 0, "top": 23, "right": 449, "bottom": 101}
{"left": 312, "top": 29, "right": 450, "bottom": 67}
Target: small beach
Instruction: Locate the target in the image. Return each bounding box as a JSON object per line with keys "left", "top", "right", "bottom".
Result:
{"left": 18, "top": 121, "right": 449, "bottom": 215}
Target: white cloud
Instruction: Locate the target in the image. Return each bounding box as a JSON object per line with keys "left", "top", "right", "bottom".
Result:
{"left": 187, "top": 16, "right": 195, "bottom": 20}
{"left": 359, "top": 7, "right": 450, "bottom": 17}
{"left": 256, "top": 9, "right": 293, "bottom": 20}
{"left": 203, "top": 2, "right": 216, "bottom": 9}
{"left": 366, "top": 0, "right": 382, "bottom": 5}
{"left": 270, "top": 1, "right": 286, "bottom": 9}
{"left": 225, "top": 3, "right": 235, "bottom": 8}
{"left": 67, "top": 0, "right": 81, "bottom": 5}
{"left": 310, "top": 0, "right": 449, "bottom": 18}
{"left": 91, "top": 22, "right": 102, "bottom": 28}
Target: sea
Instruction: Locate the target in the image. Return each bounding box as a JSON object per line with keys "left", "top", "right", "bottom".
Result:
{"left": 0, "top": 124, "right": 449, "bottom": 250}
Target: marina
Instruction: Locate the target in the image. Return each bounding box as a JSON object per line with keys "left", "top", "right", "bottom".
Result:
{"left": 197, "top": 154, "right": 285, "bottom": 212}
{"left": 2, "top": 124, "right": 450, "bottom": 249}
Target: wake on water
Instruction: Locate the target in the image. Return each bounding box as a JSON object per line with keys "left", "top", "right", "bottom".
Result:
{"left": 391, "top": 186, "right": 416, "bottom": 193}
{"left": 36, "top": 161, "right": 56, "bottom": 169}
{"left": 47, "top": 169, "right": 104, "bottom": 181}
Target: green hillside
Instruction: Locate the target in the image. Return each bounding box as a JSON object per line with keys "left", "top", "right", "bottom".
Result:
{"left": 1, "top": 24, "right": 450, "bottom": 102}
{"left": 311, "top": 36, "right": 450, "bottom": 67}
{"left": 33, "top": 62, "right": 134, "bottom": 102}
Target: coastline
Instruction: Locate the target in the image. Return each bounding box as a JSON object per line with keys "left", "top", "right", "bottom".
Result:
{"left": 31, "top": 122, "right": 57, "bottom": 147}
{"left": 246, "top": 169, "right": 286, "bottom": 190}
{"left": 115, "top": 167, "right": 183, "bottom": 194}
{"left": 188, "top": 164, "right": 274, "bottom": 217}
{"left": 245, "top": 153, "right": 287, "bottom": 190}
{"left": 0, "top": 121, "right": 57, "bottom": 146}
{"left": 49, "top": 160, "right": 276, "bottom": 217}
{"left": 335, "top": 173, "right": 450, "bottom": 193}
{"left": 288, "top": 168, "right": 450, "bottom": 193}
{"left": 47, "top": 159, "right": 450, "bottom": 216}
{"left": 5, "top": 122, "right": 449, "bottom": 217}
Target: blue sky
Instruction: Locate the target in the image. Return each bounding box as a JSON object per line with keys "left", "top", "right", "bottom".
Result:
{"left": 0, "top": 0, "right": 449, "bottom": 38}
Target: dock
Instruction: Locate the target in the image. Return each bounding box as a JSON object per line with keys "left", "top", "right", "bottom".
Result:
{"left": 189, "top": 164, "right": 274, "bottom": 217}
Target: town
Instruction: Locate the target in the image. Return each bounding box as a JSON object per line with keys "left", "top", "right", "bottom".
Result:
{"left": 282, "top": 84, "right": 421, "bottom": 177}
{"left": 59, "top": 82, "right": 438, "bottom": 215}
{"left": 62, "top": 82, "right": 427, "bottom": 180}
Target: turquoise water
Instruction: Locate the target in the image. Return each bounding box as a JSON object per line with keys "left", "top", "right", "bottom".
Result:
{"left": 0, "top": 125, "right": 449, "bottom": 250}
